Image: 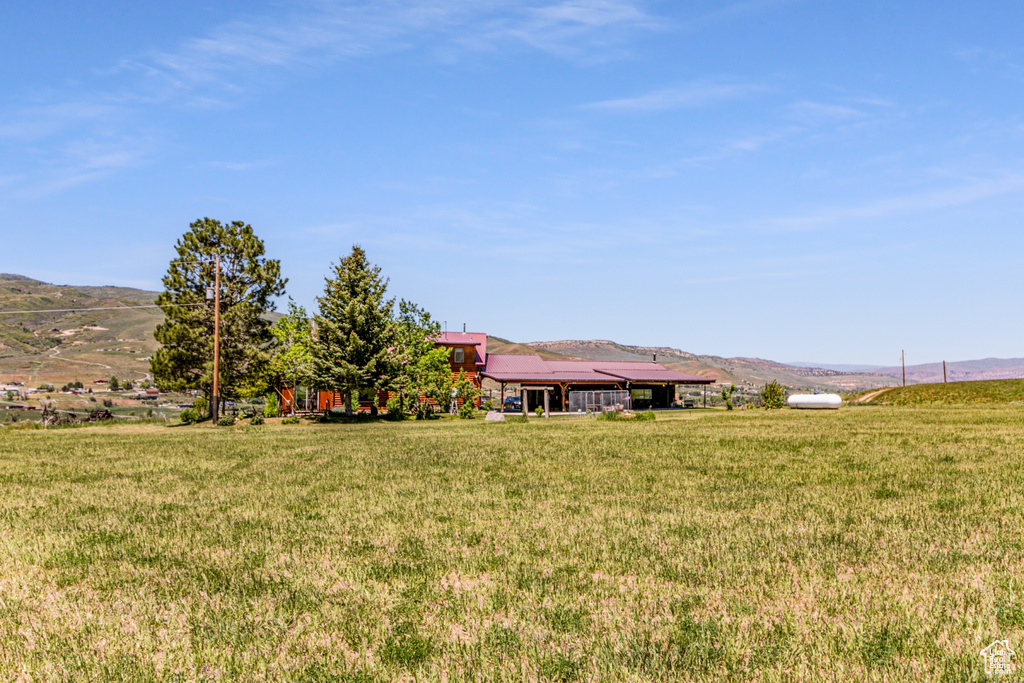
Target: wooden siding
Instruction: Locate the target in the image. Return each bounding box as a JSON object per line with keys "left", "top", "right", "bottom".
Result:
{"left": 302, "top": 342, "right": 484, "bottom": 413}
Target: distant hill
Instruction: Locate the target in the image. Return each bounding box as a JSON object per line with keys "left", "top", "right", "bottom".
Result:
{"left": 0, "top": 274, "right": 163, "bottom": 386}
{"left": 0, "top": 274, "right": 290, "bottom": 388}
{"left": 4, "top": 273, "right": 1017, "bottom": 393}
{"left": 487, "top": 336, "right": 579, "bottom": 361}
{"left": 786, "top": 362, "right": 884, "bottom": 372}
{"left": 859, "top": 378, "right": 1024, "bottom": 406}
{"left": 872, "top": 358, "right": 1024, "bottom": 384}
{"left": 519, "top": 340, "right": 900, "bottom": 391}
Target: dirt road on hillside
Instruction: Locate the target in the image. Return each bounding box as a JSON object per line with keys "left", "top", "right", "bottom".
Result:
{"left": 856, "top": 387, "right": 892, "bottom": 404}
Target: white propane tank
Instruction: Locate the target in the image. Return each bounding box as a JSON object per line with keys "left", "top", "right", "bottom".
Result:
{"left": 787, "top": 393, "right": 842, "bottom": 410}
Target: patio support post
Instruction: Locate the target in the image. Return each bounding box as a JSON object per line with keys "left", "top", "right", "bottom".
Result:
{"left": 521, "top": 388, "right": 528, "bottom": 417}
{"left": 543, "top": 389, "right": 549, "bottom": 418}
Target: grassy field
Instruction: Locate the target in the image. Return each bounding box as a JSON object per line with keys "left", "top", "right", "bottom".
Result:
{"left": 2, "top": 407, "right": 1024, "bottom": 681}
{"left": 863, "top": 378, "right": 1024, "bottom": 406}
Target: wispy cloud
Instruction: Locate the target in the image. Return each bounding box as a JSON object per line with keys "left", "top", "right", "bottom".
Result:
{"left": 0, "top": 101, "right": 125, "bottom": 142}
{"left": 116, "top": 0, "right": 655, "bottom": 95}
{"left": 207, "top": 160, "right": 275, "bottom": 172}
{"left": 2, "top": 136, "right": 150, "bottom": 200}
{"left": 786, "top": 100, "right": 865, "bottom": 124}
{"left": 1, "top": 0, "right": 657, "bottom": 198}
{"left": 764, "top": 174, "right": 1024, "bottom": 232}
{"left": 585, "top": 81, "right": 763, "bottom": 112}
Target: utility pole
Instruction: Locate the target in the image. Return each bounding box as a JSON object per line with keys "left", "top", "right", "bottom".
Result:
{"left": 212, "top": 255, "right": 221, "bottom": 422}
{"left": 901, "top": 350, "right": 906, "bottom": 387}
{"left": 943, "top": 360, "right": 947, "bottom": 384}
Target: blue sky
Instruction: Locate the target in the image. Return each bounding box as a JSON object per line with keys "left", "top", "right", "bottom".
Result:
{"left": 2, "top": 1, "right": 1023, "bottom": 365}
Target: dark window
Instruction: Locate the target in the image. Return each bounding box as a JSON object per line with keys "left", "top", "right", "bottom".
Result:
{"left": 453, "top": 348, "right": 465, "bottom": 364}
{"left": 631, "top": 388, "right": 652, "bottom": 400}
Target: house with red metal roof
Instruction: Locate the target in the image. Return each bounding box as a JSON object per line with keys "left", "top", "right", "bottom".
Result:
{"left": 434, "top": 331, "right": 487, "bottom": 386}
{"left": 288, "top": 329, "right": 712, "bottom": 414}
{"left": 482, "top": 354, "right": 713, "bottom": 412}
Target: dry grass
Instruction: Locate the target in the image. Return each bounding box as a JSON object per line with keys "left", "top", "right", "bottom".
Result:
{"left": 2, "top": 407, "right": 1024, "bottom": 680}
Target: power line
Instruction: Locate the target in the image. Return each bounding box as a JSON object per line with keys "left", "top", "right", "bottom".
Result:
{"left": 0, "top": 303, "right": 205, "bottom": 316}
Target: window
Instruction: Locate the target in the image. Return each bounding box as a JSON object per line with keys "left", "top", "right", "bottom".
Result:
{"left": 453, "top": 347, "right": 465, "bottom": 364}
{"left": 631, "top": 388, "right": 652, "bottom": 400}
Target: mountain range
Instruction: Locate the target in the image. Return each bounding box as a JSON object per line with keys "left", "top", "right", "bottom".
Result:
{"left": 2, "top": 274, "right": 1021, "bottom": 391}
{"left": 490, "top": 339, "right": 900, "bottom": 391}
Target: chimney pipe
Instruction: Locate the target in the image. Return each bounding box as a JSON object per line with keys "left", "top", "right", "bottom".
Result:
{"left": 463, "top": 323, "right": 466, "bottom": 335}
{"left": 653, "top": 353, "right": 657, "bottom": 362}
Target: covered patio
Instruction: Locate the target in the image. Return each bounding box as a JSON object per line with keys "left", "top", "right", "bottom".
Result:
{"left": 481, "top": 354, "right": 715, "bottom": 414}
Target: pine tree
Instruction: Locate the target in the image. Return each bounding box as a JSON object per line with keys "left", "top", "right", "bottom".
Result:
{"left": 151, "top": 218, "right": 286, "bottom": 400}
{"left": 313, "top": 246, "right": 394, "bottom": 416}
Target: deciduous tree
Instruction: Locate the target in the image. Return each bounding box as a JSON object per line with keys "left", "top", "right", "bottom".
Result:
{"left": 387, "top": 299, "right": 440, "bottom": 412}
{"left": 269, "top": 300, "right": 315, "bottom": 412}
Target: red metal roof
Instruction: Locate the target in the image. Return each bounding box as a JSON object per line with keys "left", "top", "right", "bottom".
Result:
{"left": 434, "top": 332, "right": 487, "bottom": 365}
{"left": 482, "top": 354, "right": 712, "bottom": 384}
{"left": 595, "top": 368, "right": 709, "bottom": 383}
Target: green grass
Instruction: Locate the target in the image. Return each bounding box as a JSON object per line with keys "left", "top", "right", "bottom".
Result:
{"left": 865, "top": 377, "right": 1024, "bottom": 406}
{"left": 2, "top": 407, "right": 1024, "bottom": 680}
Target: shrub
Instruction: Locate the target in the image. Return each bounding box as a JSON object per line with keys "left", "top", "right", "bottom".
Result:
{"left": 634, "top": 410, "right": 656, "bottom": 421}
{"left": 193, "top": 397, "right": 209, "bottom": 421}
{"left": 282, "top": 416, "right": 300, "bottom": 425}
{"left": 596, "top": 411, "right": 621, "bottom": 421}
{"left": 452, "top": 372, "right": 480, "bottom": 414}
{"left": 385, "top": 394, "right": 407, "bottom": 421}
{"left": 761, "top": 380, "right": 786, "bottom": 410}
{"left": 217, "top": 415, "right": 235, "bottom": 427}
{"left": 249, "top": 414, "right": 264, "bottom": 426}
{"left": 179, "top": 409, "right": 195, "bottom": 425}
{"left": 102, "top": 398, "right": 113, "bottom": 408}
{"left": 721, "top": 384, "right": 737, "bottom": 410}
{"left": 535, "top": 406, "right": 544, "bottom": 417}
{"left": 482, "top": 399, "right": 494, "bottom": 411}
{"left": 264, "top": 394, "right": 279, "bottom": 418}
{"left": 459, "top": 402, "right": 475, "bottom": 419}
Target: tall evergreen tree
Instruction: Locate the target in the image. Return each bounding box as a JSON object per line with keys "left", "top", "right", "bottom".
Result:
{"left": 151, "top": 218, "right": 286, "bottom": 400}
{"left": 313, "top": 246, "right": 394, "bottom": 416}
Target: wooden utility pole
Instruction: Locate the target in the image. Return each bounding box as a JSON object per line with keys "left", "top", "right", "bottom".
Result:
{"left": 901, "top": 350, "right": 906, "bottom": 387}
{"left": 212, "top": 255, "right": 221, "bottom": 422}
{"left": 943, "top": 360, "right": 947, "bottom": 384}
